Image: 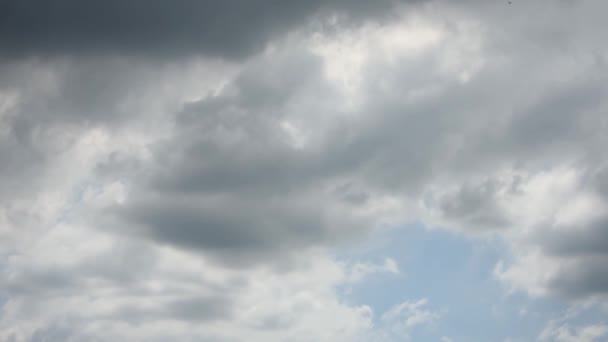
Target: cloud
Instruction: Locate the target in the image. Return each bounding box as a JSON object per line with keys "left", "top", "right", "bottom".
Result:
{"left": 0, "top": 218, "right": 413, "bottom": 342}
{"left": 493, "top": 167, "right": 608, "bottom": 300}
{"left": 95, "top": 43, "right": 414, "bottom": 266}
{"left": 381, "top": 299, "right": 441, "bottom": 328}
{"left": 539, "top": 321, "right": 608, "bottom": 342}
{"left": 0, "top": 0, "right": 424, "bottom": 60}
{"left": 376, "top": 298, "right": 445, "bottom": 341}
{"left": 0, "top": 220, "right": 376, "bottom": 341}
{"left": 2, "top": 0, "right": 608, "bottom": 340}
{"left": 346, "top": 258, "right": 400, "bottom": 283}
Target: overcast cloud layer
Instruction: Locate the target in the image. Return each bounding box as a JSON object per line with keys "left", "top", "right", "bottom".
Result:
{"left": 1, "top": 0, "right": 608, "bottom": 341}
{"left": 0, "top": 0, "right": 425, "bottom": 59}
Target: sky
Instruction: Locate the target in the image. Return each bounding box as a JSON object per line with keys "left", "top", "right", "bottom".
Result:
{"left": 1, "top": 0, "right": 608, "bottom": 341}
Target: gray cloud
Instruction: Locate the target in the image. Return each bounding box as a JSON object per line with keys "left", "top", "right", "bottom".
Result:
{"left": 112, "top": 295, "right": 234, "bottom": 323}
{"left": 547, "top": 256, "right": 608, "bottom": 299}
{"left": 541, "top": 218, "right": 608, "bottom": 258}
{"left": 0, "top": 58, "right": 145, "bottom": 200}
{"left": 3, "top": 0, "right": 608, "bottom": 340}
{"left": 435, "top": 179, "right": 512, "bottom": 231}
{"left": 0, "top": 0, "right": 315, "bottom": 59}
{"left": 98, "top": 49, "right": 373, "bottom": 266}
{"left": 0, "top": 0, "right": 421, "bottom": 60}
{"left": 93, "top": 0, "right": 608, "bottom": 282}
{"left": 1, "top": 234, "right": 243, "bottom": 337}
{"left": 524, "top": 214, "right": 608, "bottom": 299}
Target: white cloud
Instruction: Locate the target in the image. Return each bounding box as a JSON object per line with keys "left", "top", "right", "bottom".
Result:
{"left": 346, "top": 258, "right": 400, "bottom": 284}
{"left": 375, "top": 298, "right": 445, "bottom": 341}
{"left": 1, "top": 224, "right": 377, "bottom": 341}
{"left": 539, "top": 321, "right": 608, "bottom": 342}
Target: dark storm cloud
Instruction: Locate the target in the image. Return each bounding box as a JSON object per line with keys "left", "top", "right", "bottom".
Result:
{"left": 0, "top": 0, "right": 419, "bottom": 59}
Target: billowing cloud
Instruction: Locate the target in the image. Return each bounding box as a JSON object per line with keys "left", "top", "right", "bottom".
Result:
{"left": 2, "top": 0, "right": 608, "bottom": 340}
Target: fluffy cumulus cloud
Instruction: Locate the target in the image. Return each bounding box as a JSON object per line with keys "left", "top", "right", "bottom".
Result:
{"left": 2, "top": 0, "right": 608, "bottom": 340}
